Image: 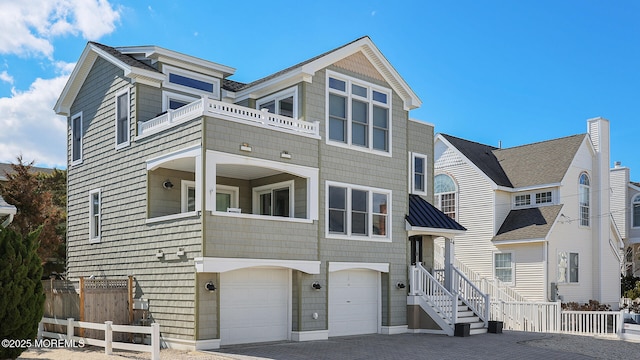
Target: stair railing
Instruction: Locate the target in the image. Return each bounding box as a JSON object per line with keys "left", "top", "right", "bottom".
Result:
{"left": 452, "top": 266, "right": 490, "bottom": 326}
{"left": 411, "top": 263, "right": 458, "bottom": 326}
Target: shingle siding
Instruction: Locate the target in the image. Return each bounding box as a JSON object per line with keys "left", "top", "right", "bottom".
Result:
{"left": 66, "top": 57, "right": 203, "bottom": 341}
{"left": 65, "top": 39, "right": 436, "bottom": 346}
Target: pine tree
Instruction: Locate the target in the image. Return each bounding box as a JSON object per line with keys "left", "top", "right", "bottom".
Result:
{"left": 0, "top": 227, "right": 45, "bottom": 359}
{"left": 0, "top": 156, "right": 66, "bottom": 272}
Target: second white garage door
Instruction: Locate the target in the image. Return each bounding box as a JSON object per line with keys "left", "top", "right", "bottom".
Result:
{"left": 220, "top": 268, "right": 289, "bottom": 345}
{"left": 328, "top": 269, "right": 379, "bottom": 337}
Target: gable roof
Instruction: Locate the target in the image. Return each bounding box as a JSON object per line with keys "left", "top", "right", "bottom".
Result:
{"left": 57, "top": 37, "right": 421, "bottom": 116}
{"left": 440, "top": 133, "right": 587, "bottom": 189}
{"left": 406, "top": 195, "right": 466, "bottom": 235}
{"left": 55, "top": 42, "right": 166, "bottom": 116}
{"left": 233, "top": 36, "right": 421, "bottom": 110}
{"left": 440, "top": 134, "right": 512, "bottom": 187}
{"left": 493, "top": 205, "right": 563, "bottom": 243}
{"left": 495, "top": 134, "right": 586, "bottom": 188}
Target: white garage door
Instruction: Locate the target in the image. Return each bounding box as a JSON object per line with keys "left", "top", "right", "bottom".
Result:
{"left": 328, "top": 269, "right": 379, "bottom": 337}
{"left": 220, "top": 268, "right": 289, "bottom": 345}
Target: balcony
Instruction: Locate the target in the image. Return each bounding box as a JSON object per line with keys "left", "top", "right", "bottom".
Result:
{"left": 137, "top": 98, "right": 320, "bottom": 139}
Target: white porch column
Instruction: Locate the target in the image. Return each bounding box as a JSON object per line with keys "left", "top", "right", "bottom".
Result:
{"left": 444, "top": 237, "right": 455, "bottom": 292}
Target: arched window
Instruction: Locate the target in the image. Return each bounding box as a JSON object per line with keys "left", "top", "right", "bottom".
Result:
{"left": 579, "top": 173, "right": 590, "bottom": 226}
{"left": 435, "top": 174, "right": 457, "bottom": 220}
{"left": 633, "top": 194, "right": 640, "bottom": 228}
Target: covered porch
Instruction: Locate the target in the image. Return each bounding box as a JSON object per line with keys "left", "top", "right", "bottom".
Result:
{"left": 405, "top": 195, "right": 489, "bottom": 336}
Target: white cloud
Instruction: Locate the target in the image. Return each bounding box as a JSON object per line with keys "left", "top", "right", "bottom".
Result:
{"left": 0, "top": 69, "right": 71, "bottom": 168}
{"left": 0, "top": 0, "right": 120, "bottom": 58}
{"left": 0, "top": 71, "right": 13, "bottom": 84}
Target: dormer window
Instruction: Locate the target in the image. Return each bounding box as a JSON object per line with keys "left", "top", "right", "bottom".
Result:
{"left": 162, "top": 65, "right": 220, "bottom": 100}
{"left": 513, "top": 190, "right": 554, "bottom": 208}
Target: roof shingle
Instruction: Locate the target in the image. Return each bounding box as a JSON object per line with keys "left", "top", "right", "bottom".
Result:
{"left": 493, "top": 205, "right": 563, "bottom": 242}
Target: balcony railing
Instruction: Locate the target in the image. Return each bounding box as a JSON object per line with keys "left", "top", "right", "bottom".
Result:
{"left": 137, "top": 98, "right": 320, "bottom": 139}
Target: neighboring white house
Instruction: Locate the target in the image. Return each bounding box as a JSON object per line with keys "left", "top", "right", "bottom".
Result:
{"left": 611, "top": 163, "right": 640, "bottom": 277}
{"left": 433, "top": 117, "right": 623, "bottom": 308}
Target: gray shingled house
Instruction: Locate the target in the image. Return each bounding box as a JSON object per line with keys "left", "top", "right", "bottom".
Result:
{"left": 54, "top": 36, "right": 479, "bottom": 349}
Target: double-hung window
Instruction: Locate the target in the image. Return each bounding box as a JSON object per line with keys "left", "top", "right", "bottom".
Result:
{"left": 115, "top": 89, "right": 130, "bottom": 148}
{"left": 327, "top": 182, "right": 390, "bottom": 241}
{"left": 89, "top": 189, "right": 101, "bottom": 243}
{"left": 71, "top": 112, "right": 83, "bottom": 164}
{"left": 411, "top": 153, "right": 427, "bottom": 195}
{"left": 327, "top": 71, "right": 391, "bottom": 153}
{"left": 558, "top": 252, "right": 579, "bottom": 283}
{"left": 257, "top": 87, "right": 297, "bottom": 118}
{"left": 494, "top": 253, "right": 513, "bottom": 283}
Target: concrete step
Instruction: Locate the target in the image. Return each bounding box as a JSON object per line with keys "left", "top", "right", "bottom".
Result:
{"left": 470, "top": 327, "right": 488, "bottom": 335}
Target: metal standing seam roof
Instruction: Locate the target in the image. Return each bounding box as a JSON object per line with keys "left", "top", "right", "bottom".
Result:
{"left": 493, "top": 204, "right": 563, "bottom": 242}
{"left": 406, "top": 194, "right": 466, "bottom": 231}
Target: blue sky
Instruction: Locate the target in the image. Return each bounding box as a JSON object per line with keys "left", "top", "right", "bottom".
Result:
{"left": 0, "top": 0, "right": 638, "bottom": 179}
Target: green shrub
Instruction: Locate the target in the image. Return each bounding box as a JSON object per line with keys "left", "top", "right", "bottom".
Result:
{"left": 0, "top": 228, "right": 45, "bottom": 359}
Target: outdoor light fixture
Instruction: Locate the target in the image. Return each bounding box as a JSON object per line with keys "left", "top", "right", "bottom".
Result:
{"left": 240, "top": 143, "right": 252, "bottom": 152}
{"left": 205, "top": 281, "right": 216, "bottom": 292}
{"left": 176, "top": 248, "right": 185, "bottom": 256}
{"left": 162, "top": 180, "right": 174, "bottom": 189}
{"left": 312, "top": 281, "right": 322, "bottom": 290}
{"left": 280, "top": 151, "right": 291, "bottom": 159}
{"left": 156, "top": 250, "right": 164, "bottom": 258}
{"left": 396, "top": 282, "right": 406, "bottom": 289}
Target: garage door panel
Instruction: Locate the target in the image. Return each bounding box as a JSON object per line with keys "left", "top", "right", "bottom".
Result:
{"left": 220, "top": 268, "right": 289, "bottom": 345}
{"left": 329, "top": 269, "right": 379, "bottom": 337}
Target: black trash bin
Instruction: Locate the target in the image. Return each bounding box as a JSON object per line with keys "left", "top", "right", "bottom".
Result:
{"left": 454, "top": 323, "right": 470, "bottom": 337}
{"left": 488, "top": 320, "right": 503, "bottom": 334}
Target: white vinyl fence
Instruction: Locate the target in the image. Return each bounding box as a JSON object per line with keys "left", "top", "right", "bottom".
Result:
{"left": 493, "top": 301, "right": 626, "bottom": 337}
{"left": 38, "top": 317, "right": 160, "bottom": 360}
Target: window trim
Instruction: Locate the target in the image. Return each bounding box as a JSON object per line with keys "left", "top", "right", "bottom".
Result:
{"left": 512, "top": 190, "right": 555, "bottom": 209}
{"left": 215, "top": 184, "right": 240, "bottom": 212}
{"left": 162, "top": 91, "right": 198, "bottom": 112}
{"left": 434, "top": 173, "right": 458, "bottom": 221}
{"left": 252, "top": 180, "right": 295, "bottom": 218}
{"left": 410, "top": 152, "right": 428, "bottom": 195}
{"left": 181, "top": 180, "right": 196, "bottom": 213}
{"left": 256, "top": 86, "right": 298, "bottom": 119}
{"left": 325, "top": 70, "right": 392, "bottom": 157}
{"left": 579, "top": 173, "right": 590, "bottom": 227}
{"left": 325, "top": 181, "right": 392, "bottom": 242}
{"left": 632, "top": 194, "right": 640, "bottom": 228}
{"left": 493, "top": 252, "right": 514, "bottom": 285}
{"left": 558, "top": 251, "right": 579, "bottom": 284}
{"left": 89, "top": 188, "right": 101, "bottom": 243}
{"left": 71, "top": 111, "right": 83, "bottom": 165}
{"left": 162, "top": 65, "right": 220, "bottom": 100}
{"left": 115, "top": 88, "right": 131, "bottom": 149}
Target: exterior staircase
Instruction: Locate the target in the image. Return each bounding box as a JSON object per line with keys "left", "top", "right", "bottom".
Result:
{"left": 409, "top": 263, "right": 489, "bottom": 336}
{"left": 456, "top": 299, "right": 488, "bottom": 335}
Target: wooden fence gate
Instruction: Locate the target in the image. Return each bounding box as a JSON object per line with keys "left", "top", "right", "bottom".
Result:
{"left": 42, "top": 277, "right": 133, "bottom": 341}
